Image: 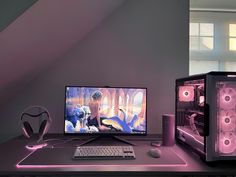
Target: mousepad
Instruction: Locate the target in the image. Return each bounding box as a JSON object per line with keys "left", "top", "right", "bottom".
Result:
{"left": 17, "top": 146, "right": 186, "bottom": 168}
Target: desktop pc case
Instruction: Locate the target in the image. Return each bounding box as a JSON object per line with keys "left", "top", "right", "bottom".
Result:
{"left": 176, "top": 72, "right": 236, "bottom": 162}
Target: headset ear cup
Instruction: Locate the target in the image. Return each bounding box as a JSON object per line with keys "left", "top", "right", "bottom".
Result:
{"left": 23, "top": 121, "right": 33, "bottom": 138}
{"left": 39, "top": 120, "right": 48, "bottom": 136}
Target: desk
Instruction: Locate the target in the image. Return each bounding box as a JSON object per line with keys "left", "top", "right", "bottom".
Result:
{"left": 0, "top": 134, "right": 236, "bottom": 176}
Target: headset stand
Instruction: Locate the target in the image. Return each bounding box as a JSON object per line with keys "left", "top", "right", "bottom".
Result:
{"left": 26, "top": 136, "right": 47, "bottom": 150}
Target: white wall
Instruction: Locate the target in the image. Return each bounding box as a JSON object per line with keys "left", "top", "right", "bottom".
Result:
{"left": 0, "top": 0, "right": 189, "bottom": 142}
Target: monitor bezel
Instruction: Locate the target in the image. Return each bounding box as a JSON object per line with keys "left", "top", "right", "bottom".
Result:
{"left": 64, "top": 86, "right": 147, "bottom": 136}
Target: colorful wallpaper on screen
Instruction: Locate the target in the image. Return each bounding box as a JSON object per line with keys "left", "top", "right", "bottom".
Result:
{"left": 65, "top": 87, "right": 146, "bottom": 134}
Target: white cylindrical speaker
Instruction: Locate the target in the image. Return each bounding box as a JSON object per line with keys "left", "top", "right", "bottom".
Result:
{"left": 162, "top": 114, "right": 175, "bottom": 146}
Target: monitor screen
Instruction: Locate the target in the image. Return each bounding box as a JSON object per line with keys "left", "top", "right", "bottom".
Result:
{"left": 64, "top": 86, "right": 147, "bottom": 135}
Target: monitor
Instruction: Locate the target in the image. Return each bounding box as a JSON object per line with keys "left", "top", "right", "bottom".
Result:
{"left": 64, "top": 86, "right": 147, "bottom": 135}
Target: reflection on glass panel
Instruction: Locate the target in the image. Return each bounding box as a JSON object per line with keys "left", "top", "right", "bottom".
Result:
{"left": 200, "top": 37, "right": 213, "bottom": 50}
{"left": 229, "top": 38, "right": 236, "bottom": 51}
{"left": 225, "top": 62, "right": 236, "bottom": 71}
{"left": 190, "top": 36, "right": 199, "bottom": 50}
{"left": 229, "top": 24, "right": 236, "bottom": 37}
{"left": 200, "top": 23, "right": 214, "bottom": 36}
{"left": 189, "top": 60, "right": 219, "bottom": 75}
{"left": 190, "top": 23, "right": 199, "bottom": 36}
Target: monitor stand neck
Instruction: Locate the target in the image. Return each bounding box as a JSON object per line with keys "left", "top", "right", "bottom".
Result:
{"left": 113, "top": 136, "right": 137, "bottom": 146}
{"left": 77, "top": 136, "right": 137, "bottom": 146}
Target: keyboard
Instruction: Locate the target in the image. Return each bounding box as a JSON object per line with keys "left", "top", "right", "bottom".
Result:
{"left": 73, "top": 145, "right": 135, "bottom": 160}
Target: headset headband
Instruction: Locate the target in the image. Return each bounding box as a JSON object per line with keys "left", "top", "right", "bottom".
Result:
{"left": 20, "top": 105, "right": 52, "bottom": 122}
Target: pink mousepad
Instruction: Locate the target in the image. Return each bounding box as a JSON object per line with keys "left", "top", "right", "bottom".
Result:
{"left": 17, "top": 146, "right": 186, "bottom": 168}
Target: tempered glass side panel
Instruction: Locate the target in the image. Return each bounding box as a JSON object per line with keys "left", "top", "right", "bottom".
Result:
{"left": 215, "top": 81, "right": 236, "bottom": 156}
{"left": 176, "top": 79, "right": 205, "bottom": 153}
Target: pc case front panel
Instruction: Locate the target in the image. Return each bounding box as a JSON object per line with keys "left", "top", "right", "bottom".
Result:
{"left": 176, "top": 77, "right": 205, "bottom": 156}
{"left": 216, "top": 81, "right": 236, "bottom": 156}
{"left": 214, "top": 77, "right": 236, "bottom": 159}
{"left": 206, "top": 74, "right": 236, "bottom": 161}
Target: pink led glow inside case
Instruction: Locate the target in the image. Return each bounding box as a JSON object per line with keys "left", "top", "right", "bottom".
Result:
{"left": 176, "top": 74, "right": 236, "bottom": 161}
{"left": 178, "top": 86, "right": 194, "bottom": 102}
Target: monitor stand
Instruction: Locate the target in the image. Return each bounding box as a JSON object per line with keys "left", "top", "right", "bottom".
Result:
{"left": 77, "top": 135, "right": 137, "bottom": 146}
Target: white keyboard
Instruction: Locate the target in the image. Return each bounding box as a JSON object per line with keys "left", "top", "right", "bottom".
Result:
{"left": 73, "top": 146, "right": 135, "bottom": 160}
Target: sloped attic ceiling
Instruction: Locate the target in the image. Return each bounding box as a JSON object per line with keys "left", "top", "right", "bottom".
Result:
{"left": 0, "top": 0, "right": 125, "bottom": 105}
{"left": 0, "top": 0, "right": 38, "bottom": 32}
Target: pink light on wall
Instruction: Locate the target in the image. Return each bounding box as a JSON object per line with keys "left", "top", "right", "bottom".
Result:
{"left": 178, "top": 86, "right": 194, "bottom": 102}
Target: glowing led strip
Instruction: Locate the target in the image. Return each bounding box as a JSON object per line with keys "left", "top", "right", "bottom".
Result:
{"left": 177, "top": 128, "right": 204, "bottom": 146}
{"left": 16, "top": 148, "right": 187, "bottom": 168}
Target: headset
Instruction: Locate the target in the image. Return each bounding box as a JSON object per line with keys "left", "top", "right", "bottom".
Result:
{"left": 20, "top": 106, "right": 52, "bottom": 142}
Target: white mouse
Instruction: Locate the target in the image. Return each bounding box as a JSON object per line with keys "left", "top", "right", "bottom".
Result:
{"left": 148, "top": 148, "right": 161, "bottom": 158}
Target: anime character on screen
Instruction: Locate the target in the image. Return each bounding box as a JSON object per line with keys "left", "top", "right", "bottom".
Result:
{"left": 87, "top": 90, "right": 110, "bottom": 131}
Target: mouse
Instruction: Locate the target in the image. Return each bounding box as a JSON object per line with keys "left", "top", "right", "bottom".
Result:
{"left": 148, "top": 148, "right": 161, "bottom": 158}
